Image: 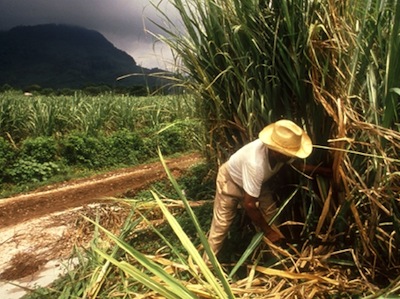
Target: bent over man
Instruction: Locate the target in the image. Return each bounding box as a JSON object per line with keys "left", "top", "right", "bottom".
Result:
{"left": 206, "top": 119, "right": 313, "bottom": 257}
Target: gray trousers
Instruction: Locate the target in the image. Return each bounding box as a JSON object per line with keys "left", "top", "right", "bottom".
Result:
{"left": 207, "top": 163, "right": 278, "bottom": 256}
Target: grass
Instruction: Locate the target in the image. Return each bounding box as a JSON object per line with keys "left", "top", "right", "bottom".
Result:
{"left": 0, "top": 91, "right": 203, "bottom": 197}
{"left": 0, "top": 91, "right": 198, "bottom": 142}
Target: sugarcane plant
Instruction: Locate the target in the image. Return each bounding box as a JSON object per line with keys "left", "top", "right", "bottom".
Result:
{"left": 52, "top": 0, "right": 399, "bottom": 297}
{"left": 152, "top": 0, "right": 400, "bottom": 295}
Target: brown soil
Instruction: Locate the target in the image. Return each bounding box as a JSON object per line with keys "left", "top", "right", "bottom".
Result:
{"left": 0, "top": 153, "right": 202, "bottom": 283}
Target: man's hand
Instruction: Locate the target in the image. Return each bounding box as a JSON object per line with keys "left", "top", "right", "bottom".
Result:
{"left": 242, "top": 192, "right": 285, "bottom": 244}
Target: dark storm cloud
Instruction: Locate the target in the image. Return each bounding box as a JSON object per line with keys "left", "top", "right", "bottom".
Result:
{"left": 0, "top": 0, "right": 180, "bottom": 69}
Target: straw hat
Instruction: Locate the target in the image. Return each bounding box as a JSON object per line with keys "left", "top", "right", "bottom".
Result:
{"left": 259, "top": 120, "right": 312, "bottom": 158}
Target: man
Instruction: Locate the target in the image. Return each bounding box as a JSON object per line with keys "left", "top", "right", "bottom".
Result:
{"left": 206, "top": 119, "right": 313, "bottom": 257}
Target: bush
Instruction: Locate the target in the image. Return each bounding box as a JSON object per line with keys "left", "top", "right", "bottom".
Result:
{"left": 20, "top": 136, "right": 58, "bottom": 163}
{"left": 162, "top": 123, "right": 195, "bottom": 154}
{"left": 142, "top": 122, "right": 197, "bottom": 157}
{"left": 60, "top": 132, "right": 109, "bottom": 168}
{"left": 0, "top": 119, "right": 199, "bottom": 191}
{"left": 0, "top": 137, "right": 16, "bottom": 183}
{"left": 7, "top": 157, "right": 62, "bottom": 184}
{"left": 107, "top": 129, "right": 144, "bottom": 166}
{"left": 60, "top": 131, "right": 146, "bottom": 169}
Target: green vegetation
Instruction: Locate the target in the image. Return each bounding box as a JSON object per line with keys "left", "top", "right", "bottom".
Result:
{"left": 8, "top": 0, "right": 400, "bottom": 298}
{"left": 0, "top": 91, "right": 197, "bottom": 141}
{"left": 0, "top": 91, "right": 200, "bottom": 196}
{"left": 152, "top": 0, "right": 399, "bottom": 296}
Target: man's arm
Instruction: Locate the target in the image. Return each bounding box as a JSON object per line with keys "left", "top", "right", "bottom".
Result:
{"left": 292, "top": 161, "right": 332, "bottom": 177}
{"left": 242, "top": 192, "right": 283, "bottom": 243}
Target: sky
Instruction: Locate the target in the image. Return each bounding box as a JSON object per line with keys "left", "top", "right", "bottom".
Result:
{"left": 0, "top": 0, "right": 181, "bottom": 70}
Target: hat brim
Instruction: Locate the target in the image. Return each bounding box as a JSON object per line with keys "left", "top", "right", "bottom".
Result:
{"left": 259, "top": 124, "right": 313, "bottom": 159}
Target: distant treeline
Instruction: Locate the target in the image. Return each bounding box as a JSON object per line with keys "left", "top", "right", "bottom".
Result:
{"left": 0, "top": 83, "right": 181, "bottom": 96}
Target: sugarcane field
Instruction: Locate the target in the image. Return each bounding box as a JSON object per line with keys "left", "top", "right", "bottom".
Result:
{"left": 1, "top": 0, "right": 400, "bottom": 298}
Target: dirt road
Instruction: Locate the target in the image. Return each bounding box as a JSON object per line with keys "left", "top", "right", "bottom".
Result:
{"left": 0, "top": 153, "right": 202, "bottom": 228}
{"left": 0, "top": 152, "right": 202, "bottom": 296}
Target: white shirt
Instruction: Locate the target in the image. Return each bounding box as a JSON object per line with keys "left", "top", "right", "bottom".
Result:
{"left": 227, "top": 139, "right": 283, "bottom": 198}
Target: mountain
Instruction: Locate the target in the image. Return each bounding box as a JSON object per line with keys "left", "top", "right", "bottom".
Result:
{"left": 0, "top": 24, "right": 166, "bottom": 90}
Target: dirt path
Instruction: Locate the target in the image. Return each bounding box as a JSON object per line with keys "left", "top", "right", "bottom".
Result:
{"left": 0, "top": 153, "right": 203, "bottom": 297}
{"left": 0, "top": 152, "right": 202, "bottom": 228}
